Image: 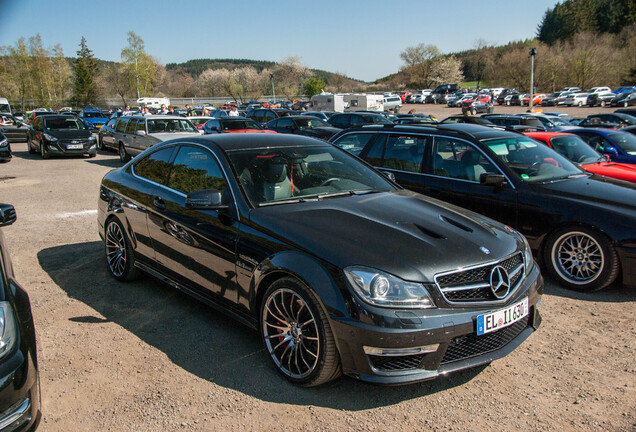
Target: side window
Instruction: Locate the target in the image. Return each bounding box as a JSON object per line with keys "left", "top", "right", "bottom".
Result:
{"left": 206, "top": 119, "right": 220, "bottom": 130}
{"left": 34, "top": 117, "right": 42, "bottom": 129}
{"left": 116, "top": 118, "right": 129, "bottom": 133}
{"left": 126, "top": 119, "right": 138, "bottom": 134}
{"left": 168, "top": 146, "right": 226, "bottom": 195}
{"left": 331, "top": 115, "right": 348, "bottom": 128}
{"left": 380, "top": 135, "right": 427, "bottom": 172}
{"left": 135, "top": 119, "right": 146, "bottom": 134}
{"left": 278, "top": 118, "right": 294, "bottom": 129}
{"left": 332, "top": 133, "right": 375, "bottom": 157}
{"left": 363, "top": 134, "right": 385, "bottom": 166}
{"left": 265, "top": 111, "right": 276, "bottom": 122}
{"left": 430, "top": 137, "right": 496, "bottom": 182}
{"left": 133, "top": 146, "right": 175, "bottom": 185}
{"left": 349, "top": 115, "right": 364, "bottom": 126}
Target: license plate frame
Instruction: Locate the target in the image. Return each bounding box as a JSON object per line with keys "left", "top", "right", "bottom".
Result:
{"left": 476, "top": 297, "right": 529, "bottom": 336}
{"left": 66, "top": 144, "right": 83, "bottom": 150}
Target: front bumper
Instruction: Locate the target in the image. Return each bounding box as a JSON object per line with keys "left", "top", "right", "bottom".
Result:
{"left": 43, "top": 140, "right": 96, "bottom": 156}
{"left": 617, "top": 245, "right": 636, "bottom": 288}
{"left": 331, "top": 264, "right": 543, "bottom": 384}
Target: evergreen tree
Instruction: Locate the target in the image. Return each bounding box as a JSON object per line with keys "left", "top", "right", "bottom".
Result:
{"left": 73, "top": 37, "right": 98, "bottom": 106}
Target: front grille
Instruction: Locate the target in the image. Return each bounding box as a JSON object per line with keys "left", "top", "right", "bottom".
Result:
{"left": 441, "top": 315, "right": 529, "bottom": 364}
{"left": 368, "top": 354, "right": 426, "bottom": 371}
{"left": 436, "top": 253, "right": 524, "bottom": 304}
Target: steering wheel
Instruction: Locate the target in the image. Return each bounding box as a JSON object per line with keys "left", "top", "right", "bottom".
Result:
{"left": 320, "top": 178, "right": 340, "bottom": 187}
{"left": 525, "top": 161, "right": 542, "bottom": 175}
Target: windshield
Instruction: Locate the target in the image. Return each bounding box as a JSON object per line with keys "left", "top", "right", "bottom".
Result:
{"left": 45, "top": 117, "right": 87, "bottom": 130}
{"left": 83, "top": 112, "right": 107, "bottom": 118}
{"left": 221, "top": 119, "right": 262, "bottom": 130}
{"left": 189, "top": 118, "right": 210, "bottom": 126}
{"left": 147, "top": 118, "right": 197, "bottom": 133}
{"left": 361, "top": 114, "right": 393, "bottom": 125}
{"left": 483, "top": 136, "right": 584, "bottom": 182}
{"left": 227, "top": 145, "right": 395, "bottom": 206}
{"left": 549, "top": 135, "right": 602, "bottom": 165}
{"left": 0, "top": 104, "right": 10, "bottom": 113}
{"left": 608, "top": 132, "right": 636, "bottom": 155}
{"left": 294, "top": 118, "right": 328, "bottom": 128}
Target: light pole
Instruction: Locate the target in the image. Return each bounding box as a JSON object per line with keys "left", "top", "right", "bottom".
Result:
{"left": 270, "top": 74, "right": 275, "bottom": 104}
{"left": 529, "top": 48, "right": 537, "bottom": 110}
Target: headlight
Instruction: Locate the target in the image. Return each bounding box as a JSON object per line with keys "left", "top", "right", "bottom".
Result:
{"left": 0, "top": 302, "right": 18, "bottom": 360}
{"left": 344, "top": 267, "right": 436, "bottom": 309}
{"left": 521, "top": 235, "right": 534, "bottom": 273}
{"left": 43, "top": 133, "right": 58, "bottom": 142}
{"left": 88, "top": 135, "right": 96, "bottom": 141}
{"left": 0, "top": 138, "right": 7, "bottom": 148}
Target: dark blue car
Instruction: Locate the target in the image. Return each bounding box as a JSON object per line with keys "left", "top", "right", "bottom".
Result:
{"left": 79, "top": 107, "right": 108, "bottom": 131}
{"left": 570, "top": 128, "right": 636, "bottom": 164}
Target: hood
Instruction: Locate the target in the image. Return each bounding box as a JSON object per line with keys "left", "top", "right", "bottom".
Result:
{"left": 149, "top": 131, "right": 202, "bottom": 141}
{"left": 84, "top": 117, "right": 107, "bottom": 124}
{"left": 535, "top": 174, "right": 636, "bottom": 215}
{"left": 45, "top": 129, "right": 92, "bottom": 139}
{"left": 580, "top": 162, "right": 636, "bottom": 183}
{"left": 250, "top": 190, "right": 522, "bottom": 282}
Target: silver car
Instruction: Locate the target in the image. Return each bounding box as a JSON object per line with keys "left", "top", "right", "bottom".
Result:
{"left": 114, "top": 115, "right": 201, "bottom": 162}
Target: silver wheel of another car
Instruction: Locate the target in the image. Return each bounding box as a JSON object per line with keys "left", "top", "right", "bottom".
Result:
{"left": 547, "top": 228, "right": 618, "bottom": 291}
{"left": 260, "top": 278, "right": 340, "bottom": 386}
{"left": 105, "top": 219, "right": 140, "bottom": 281}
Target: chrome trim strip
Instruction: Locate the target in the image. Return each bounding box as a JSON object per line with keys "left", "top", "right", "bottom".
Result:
{"left": 0, "top": 397, "right": 30, "bottom": 430}
{"left": 441, "top": 282, "right": 491, "bottom": 293}
{"left": 434, "top": 252, "right": 525, "bottom": 306}
{"left": 364, "top": 344, "right": 440, "bottom": 357}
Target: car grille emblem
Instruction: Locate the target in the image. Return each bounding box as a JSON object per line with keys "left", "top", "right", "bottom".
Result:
{"left": 480, "top": 246, "right": 491, "bottom": 255}
{"left": 490, "top": 265, "right": 511, "bottom": 299}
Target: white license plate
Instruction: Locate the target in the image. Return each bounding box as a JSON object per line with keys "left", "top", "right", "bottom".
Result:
{"left": 477, "top": 298, "right": 528, "bottom": 335}
{"left": 66, "top": 144, "right": 83, "bottom": 149}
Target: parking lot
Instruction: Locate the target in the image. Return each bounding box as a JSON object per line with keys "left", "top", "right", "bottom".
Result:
{"left": 1, "top": 106, "right": 635, "bottom": 431}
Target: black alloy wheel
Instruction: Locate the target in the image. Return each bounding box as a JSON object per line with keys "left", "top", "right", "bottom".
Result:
{"left": 545, "top": 226, "right": 619, "bottom": 291}
{"left": 260, "top": 278, "right": 340, "bottom": 386}
{"left": 105, "top": 218, "right": 140, "bottom": 282}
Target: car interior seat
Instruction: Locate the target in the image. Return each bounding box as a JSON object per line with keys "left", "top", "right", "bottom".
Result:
{"left": 461, "top": 150, "right": 487, "bottom": 181}
{"left": 262, "top": 159, "right": 292, "bottom": 201}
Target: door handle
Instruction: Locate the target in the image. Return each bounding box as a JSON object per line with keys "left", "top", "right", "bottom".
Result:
{"left": 153, "top": 197, "right": 166, "bottom": 211}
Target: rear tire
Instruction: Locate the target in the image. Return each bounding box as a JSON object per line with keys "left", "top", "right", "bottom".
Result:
{"left": 119, "top": 143, "right": 130, "bottom": 163}
{"left": 260, "top": 277, "right": 341, "bottom": 387}
{"left": 104, "top": 218, "right": 141, "bottom": 282}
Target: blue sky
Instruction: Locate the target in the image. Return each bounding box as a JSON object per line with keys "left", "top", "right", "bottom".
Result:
{"left": 0, "top": 0, "right": 560, "bottom": 82}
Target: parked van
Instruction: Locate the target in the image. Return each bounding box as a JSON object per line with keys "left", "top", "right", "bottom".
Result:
{"left": 136, "top": 97, "right": 170, "bottom": 109}
{"left": 310, "top": 94, "right": 348, "bottom": 112}
{"left": 343, "top": 94, "right": 384, "bottom": 112}
{"left": 0, "top": 98, "right": 11, "bottom": 114}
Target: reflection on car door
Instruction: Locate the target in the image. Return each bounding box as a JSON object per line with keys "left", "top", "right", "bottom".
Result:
{"left": 145, "top": 144, "right": 240, "bottom": 304}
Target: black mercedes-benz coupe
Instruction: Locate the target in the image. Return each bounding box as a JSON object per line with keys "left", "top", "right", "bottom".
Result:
{"left": 0, "top": 204, "right": 41, "bottom": 430}
{"left": 98, "top": 134, "right": 542, "bottom": 386}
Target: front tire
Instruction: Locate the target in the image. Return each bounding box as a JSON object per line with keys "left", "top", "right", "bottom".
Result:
{"left": 105, "top": 218, "right": 141, "bottom": 282}
{"left": 545, "top": 227, "right": 619, "bottom": 291}
{"left": 27, "top": 136, "right": 35, "bottom": 154}
{"left": 600, "top": 101, "right": 606, "bottom": 107}
{"left": 40, "top": 142, "right": 49, "bottom": 159}
{"left": 260, "top": 277, "right": 341, "bottom": 387}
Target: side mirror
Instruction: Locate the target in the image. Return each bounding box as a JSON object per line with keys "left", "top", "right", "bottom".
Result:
{"left": 604, "top": 146, "right": 619, "bottom": 157}
{"left": 136, "top": 130, "right": 146, "bottom": 136}
{"left": 0, "top": 204, "right": 16, "bottom": 227}
{"left": 380, "top": 170, "right": 396, "bottom": 182}
{"left": 185, "top": 189, "right": 228, "bottom": 210}
{"left": 479, "top": 173, "right": 506, "bottom": 187}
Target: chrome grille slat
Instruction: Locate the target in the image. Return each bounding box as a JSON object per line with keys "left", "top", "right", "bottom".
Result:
{"left": 435, "top": 253, "right": 524, "bottom": 304}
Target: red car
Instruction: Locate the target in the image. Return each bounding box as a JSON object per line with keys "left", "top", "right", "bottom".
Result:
{"left": 526, "top": 132, "right": 636, "bottom": 183}
{"left": 202, "top": 117, "right": 277, "bottom": 134}
{"left": 522, "top": 94, "right": 548, "bottom": 106}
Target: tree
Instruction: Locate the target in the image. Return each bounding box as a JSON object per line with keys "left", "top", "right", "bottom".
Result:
{"left": 72, "top": 37, "right": 99, "bottom": 106}
{"left": 303, "top": 77, "right": 325, "bottom": 99}
{"left": 272, "top": 56, "right": 312, "bottom": 99}
{"left": 327, "top": 72, "right": 348, "bottom": 93}
{"left": 399, "top": 44, "right": 441, "bottom": 88}
{"left": 429, "top": 55, "right": 464, "bottom": 87}
{"left": 121, "top": 31, "right": 156, "bottom": 99}
{"left": 51, "top": 44, "right": 72, "bottom": 105}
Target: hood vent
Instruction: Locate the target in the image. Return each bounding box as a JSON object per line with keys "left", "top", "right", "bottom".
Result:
{"left": 440, "top": 215, "right": 473, "bottom": 233}
{"left": 413, "top": 223, "right": 446, "bottom": 239}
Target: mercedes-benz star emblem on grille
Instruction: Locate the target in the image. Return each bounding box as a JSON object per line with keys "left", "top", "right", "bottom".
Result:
{"left": 489, "top": 265, "right": 511, "bottom": 299}
{"left": 480, "top": 246, "right": 491, "bottom": 255}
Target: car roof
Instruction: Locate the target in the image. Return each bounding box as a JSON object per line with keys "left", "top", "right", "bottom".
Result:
{"left": 570, "top": 128, "right": 621, "bottom": 136}
{"left": 179, "top": 132, "right": 331, "bottom": 152}
{"left": 334, "top": 123, "right": 521, "bottom": 141}
{"left": 435, "top": 123, "right": 523, "bottom": 140}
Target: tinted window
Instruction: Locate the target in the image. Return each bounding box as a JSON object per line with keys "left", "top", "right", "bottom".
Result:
{"left": 430, "top": 137, "right": 497, "bottom": 181}
{"left": 116, "top": 118, "right": 130, "bottom": 132}
{"left": 44, "top": 117, "right": 86, "bottom": 130}
{"left": 608, "top": 132, "right": 636, "bottom": 154}
{"left": 332, "top": 132, "right": 375, "bottom": 156}
{"left": 135, "top": 119, "right": 146, "bottom": 134}
{"left": 126, "top": 119, "right": 138, "bottom": 134}
{"left": 133, "top": 147, "right": 175, "bottom": 184}
{"left": 168, "top": 146, "right": 226, "bottom": 194}
{"left": 349, "top": 115, "right": 364, "bottom": 126}
{"left": 277, "top": 118, "right": 294, "bottom": 129}
{"left": 380, "top": 134, "right": 427, "bottom": 172}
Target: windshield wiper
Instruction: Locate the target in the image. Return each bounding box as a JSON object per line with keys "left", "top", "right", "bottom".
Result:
{"left": 351, "top": 189, "right": 384, "bottom": 195}
{"left": 258, "top": 198, "right": 307, "bottom": 207}
{"left": 317, "top": 191, "right": 354, "bottom": 199}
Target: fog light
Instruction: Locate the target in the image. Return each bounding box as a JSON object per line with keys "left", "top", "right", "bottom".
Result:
{"left": 363, "top": 344, "right": 439, "bottom": 356}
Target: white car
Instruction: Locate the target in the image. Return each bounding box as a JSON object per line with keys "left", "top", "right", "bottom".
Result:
{"left": 587, "top": 86, "right": 612, "bottom": 94}
{"left": 383, "top": 96, "right": 402, "bottom": 112}
{"left": 564, "top": 93, "right": 590, "bottom": 107}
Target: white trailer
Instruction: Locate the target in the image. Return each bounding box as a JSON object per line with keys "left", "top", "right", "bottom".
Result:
{"left": 343, "top": 94, "right": 384, "bottom": 112}
{"left": 137, "top": 97, "right": 170, "bottom": 109}
{"left": 310, "top": 94, "right": 348, "bottom": 112}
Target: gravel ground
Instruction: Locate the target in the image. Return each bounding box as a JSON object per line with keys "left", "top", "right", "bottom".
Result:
{"left": 0, "top": 112, "right": 635, "bottom": 431}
